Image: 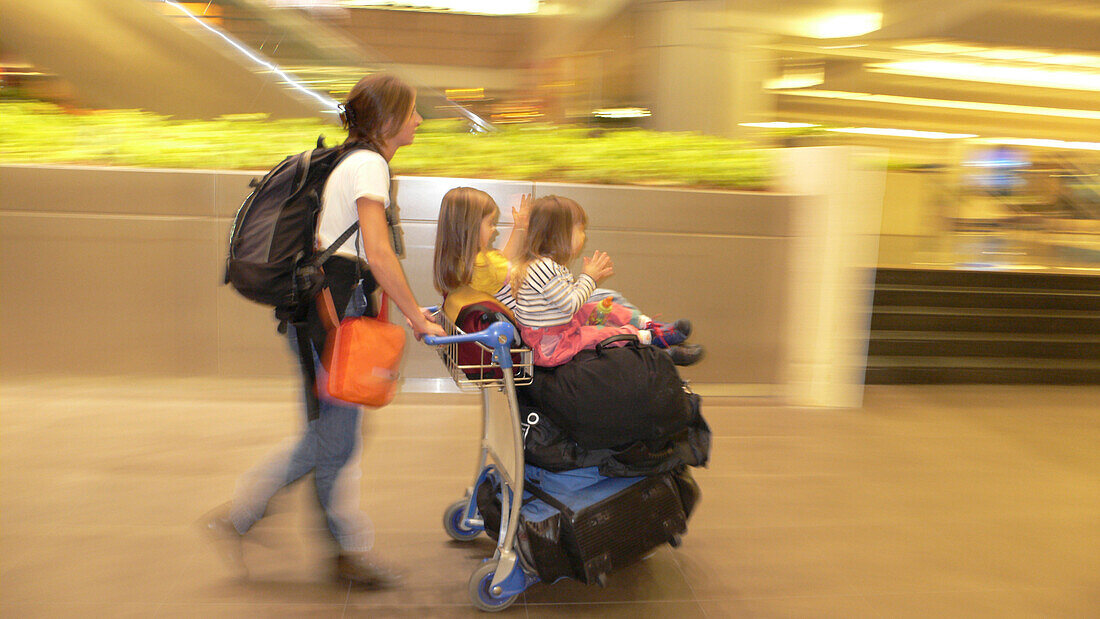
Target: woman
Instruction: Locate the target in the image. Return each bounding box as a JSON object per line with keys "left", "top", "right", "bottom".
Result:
{"left": 204, "top": 73, "right": 444, "bottom": 588}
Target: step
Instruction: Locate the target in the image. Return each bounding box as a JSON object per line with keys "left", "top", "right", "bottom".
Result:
{"left": 864, "top": 356, "right": 1100, "bottom": 384}
{"left": 874, "top": 267, "right": 1100, "bottom": 292}
{"left": 872, "top": 285, "right": 1100, "bottom": 311}
{"left": 867, "top": 331, "right": 1100, "bottom": 360}
{"left": 870, "top": 307, "right": 1100, "bottom": 334}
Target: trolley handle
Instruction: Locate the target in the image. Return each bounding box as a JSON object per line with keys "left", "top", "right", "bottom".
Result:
{"left": 423, "top": 319, "right": 518, "bottom": 352}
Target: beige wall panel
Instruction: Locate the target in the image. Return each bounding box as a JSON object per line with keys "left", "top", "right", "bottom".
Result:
{"left": 584, "top": 230, "right": 790, "bottom": 384}
{"left": 533, "top": 182, "right": 796, "bottom": 237}
{"left": 0, "top": 165, "right": 216, "bottom": 217}
{"left": 213, "top": 171, "right": 258, "bottom": 219}
{"left": 214, "top": 288, "right": 299, "bottom": 377}
{"left": 1, "top": 166, "right": 799, "bottom": 388}
{"left": 0, "top": 213, "right": 220, "bottom": 375}
{"left": 213, "top": 216, "right": 300, "bottom": 377}
{"left": 394, "top": 176, "right": 534, "bottom": 223}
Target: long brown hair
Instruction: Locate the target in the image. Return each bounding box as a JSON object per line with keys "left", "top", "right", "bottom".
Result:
{"left": 340, "top": 73, "right": 416, "bottom": 154}
{"left": 433, "top": 187, "right": 500, "bottom": 295}
{"left": 510, "top": 195, "right": 587, "bottom": 297}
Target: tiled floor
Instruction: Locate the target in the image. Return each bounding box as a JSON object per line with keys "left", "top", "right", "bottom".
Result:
{"left": 2, "top": 377, "right": 1098, "bottom": 618}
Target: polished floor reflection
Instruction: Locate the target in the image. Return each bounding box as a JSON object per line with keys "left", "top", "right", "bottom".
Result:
{"left": 878, "top": 231, "right": 1100, "bottom": 273}
{"left": 2, "top": 377, "right": 1098, "bottom": 618}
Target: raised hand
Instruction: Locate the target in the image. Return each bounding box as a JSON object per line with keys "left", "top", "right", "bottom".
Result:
{"left": 582, "top": 250, "right": 614, "bottom": 284}
{"left": 512, "top": 193, "right": 532, "bottom": 230}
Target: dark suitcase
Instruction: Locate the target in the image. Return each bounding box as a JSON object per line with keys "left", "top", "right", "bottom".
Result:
{"left": 477, "top": 465, "right": 699, "bottom": 585}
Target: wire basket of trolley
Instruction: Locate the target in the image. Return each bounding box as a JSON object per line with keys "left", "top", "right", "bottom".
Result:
{"left": 423, "top": 300, "right": 711, "bottom": 613}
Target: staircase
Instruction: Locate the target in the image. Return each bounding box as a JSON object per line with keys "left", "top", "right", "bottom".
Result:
{"left": 865, "top": 268, "right": 1100, "bottom": 384}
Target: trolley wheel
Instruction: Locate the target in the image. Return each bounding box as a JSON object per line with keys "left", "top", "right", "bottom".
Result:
{"left": 443, "top": 500, "right": 483, "bottom": 541}
{"left": 469, "top": 561, "right": 519, "bottom": 612}
{"left": 669, "top": 534, "right": 682, "bottom": 548}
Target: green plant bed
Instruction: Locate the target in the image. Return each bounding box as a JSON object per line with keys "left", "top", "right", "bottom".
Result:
{"left": 0, "top": 101, "right": 770, "bottom": 190}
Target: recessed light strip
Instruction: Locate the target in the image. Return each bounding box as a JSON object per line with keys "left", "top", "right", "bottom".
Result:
{"left": 869, "top": 60, "right": 1100, "bottom": 91}
{"left": 739, "top": 122, "right": 820, "bottom": 128}
{"left": 977, "top": 137, "right": 1100, "bottom": 151}
{"left": 770, "top": 89, "right": 1100, "bottom": 121}
{"left": 828, "top": 127, "right": 977, "bottom": 139}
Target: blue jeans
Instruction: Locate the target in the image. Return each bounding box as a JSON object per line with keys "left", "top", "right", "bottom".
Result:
{"left": 229, "top": 284, "right": 372, "bottom": 553}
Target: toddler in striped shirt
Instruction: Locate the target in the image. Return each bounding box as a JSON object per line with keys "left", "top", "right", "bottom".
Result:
{"left": 508, "top": 195, "right": 693, "bottom": 367}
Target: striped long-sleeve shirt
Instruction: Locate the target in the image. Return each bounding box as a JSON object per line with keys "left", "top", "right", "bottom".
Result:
{"left": 514, "top": 257, "right": 596, "bottom": 327}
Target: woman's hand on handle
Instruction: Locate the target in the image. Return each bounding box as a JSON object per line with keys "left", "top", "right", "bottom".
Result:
{"left": 408, "top": 308, "right": 446, "bottom": 340}
{"left": 582, "top": 250, "right": 614, "bottom": 284}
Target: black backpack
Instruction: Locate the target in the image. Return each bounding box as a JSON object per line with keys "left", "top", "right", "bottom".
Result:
{"left": 225, "top": 136, "right": 363, "bottom": 323}
{"left": 224, "top": 136, "right": 371, "bottom": 418}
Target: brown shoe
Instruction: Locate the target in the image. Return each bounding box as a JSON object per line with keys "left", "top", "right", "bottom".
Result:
{"left": 197, "top": 503, "right": 247, "bottom": 577}
{"left": 335, "top": 552, "right": 403, "bottom": 589}
{"left": 667, "top": 343, "right": 705, "bottom": 366}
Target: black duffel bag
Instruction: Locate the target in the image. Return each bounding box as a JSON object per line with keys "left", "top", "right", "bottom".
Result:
{"left": 528, "top": 334, "right": 695, "bottom": 451}
{"left": 518, "top": 388, "right": 710, "bottom": 477}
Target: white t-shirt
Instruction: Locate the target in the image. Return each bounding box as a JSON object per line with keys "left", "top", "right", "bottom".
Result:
{"left": 317, "top": 149, "right": 390, "bottom": 260}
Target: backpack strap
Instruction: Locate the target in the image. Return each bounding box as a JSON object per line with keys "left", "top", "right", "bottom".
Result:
{"left": 292, "top": 148, "right": 313, "bottom": 195}
{"left": 314, "top": 222, "right": 360, "bottom": 266}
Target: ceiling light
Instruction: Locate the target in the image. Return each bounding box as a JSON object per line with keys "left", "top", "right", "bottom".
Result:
{"left": 828, "top": 127, "right": 977, "bottom": 139}
{"left": 977, "top": 138, "right": 1100, "bottom": 152}
{"left": 739, "top": 122, "right": 820, "bottom": 128}
{"left": 1037, "top": 54, "right": 1100, "bottom": 68}
{"left": 969, "top": 49, "right": 1048, "bottom": 61}
{"left": 769, "top": 88, "right": 1100, "bottom": 120}
{"left": 869, "top": 60, "right": 1100, "bottom": 91}
{"left": 892, "top": 42, "right": 1100, "bottom": 70}
{"left": 593, "top": 107, "right": 651, "bottom": 119}
{"left": 894, "top": 42, "right": 987, "bottom": 55}
{"left": 766, "top": 64, "right": 824, "bottom": 90}
{"left": 765, "top": 75, "right": 824, "bottom": 89}
{"left": 339, "top": 1, "right": 538, "bottom": 14}
{"left": 803, "top": 12, "right": 882, "bottom": 38}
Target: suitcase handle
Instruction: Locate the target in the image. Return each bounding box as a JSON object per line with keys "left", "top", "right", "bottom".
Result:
{"left": 595, "top": 333, "right": 641, "bottom": 353}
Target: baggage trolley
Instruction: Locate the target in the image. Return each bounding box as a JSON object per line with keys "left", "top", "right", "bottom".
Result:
{"left": 423, "top": 309, "right": 538, "bottom": 612}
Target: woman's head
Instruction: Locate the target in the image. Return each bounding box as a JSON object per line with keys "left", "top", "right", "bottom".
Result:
{"left": 341, "top": 73, "right": 421, "bottom": 157}
{"left": 433, "top": 187, "right": 501, "bottom": 295}
{"left": 523, "top": 195, "right": 588, "bottom": 264}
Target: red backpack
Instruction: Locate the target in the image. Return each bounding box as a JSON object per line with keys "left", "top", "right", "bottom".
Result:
{"left": 453, "top": 300, "right": 525, "bottom": 380}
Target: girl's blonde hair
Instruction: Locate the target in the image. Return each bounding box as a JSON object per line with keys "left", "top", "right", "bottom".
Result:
{"left": 433, "top": 187, "right": 500, "bottom": 295}
{"left": 510, "top": 195, "right": 587, "bottom": 297}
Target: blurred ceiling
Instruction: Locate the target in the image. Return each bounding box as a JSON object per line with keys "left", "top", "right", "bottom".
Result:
{"left": 3, "top": 0, "right": 1098, "bottom": 149}
{"left": 742, "top": 0, "right": 1100, "bottom": 143}
{"left": 533, "top": 0, "right": 1100, "bottom": 148}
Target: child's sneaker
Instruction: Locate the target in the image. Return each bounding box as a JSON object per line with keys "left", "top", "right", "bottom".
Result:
{"left": 644, "top": 319, "right": 691, "bottom": 348}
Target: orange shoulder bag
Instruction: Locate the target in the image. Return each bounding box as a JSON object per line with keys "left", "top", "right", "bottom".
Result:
{"left": 320, "top": 288, "right": 406, "bottom": 408}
